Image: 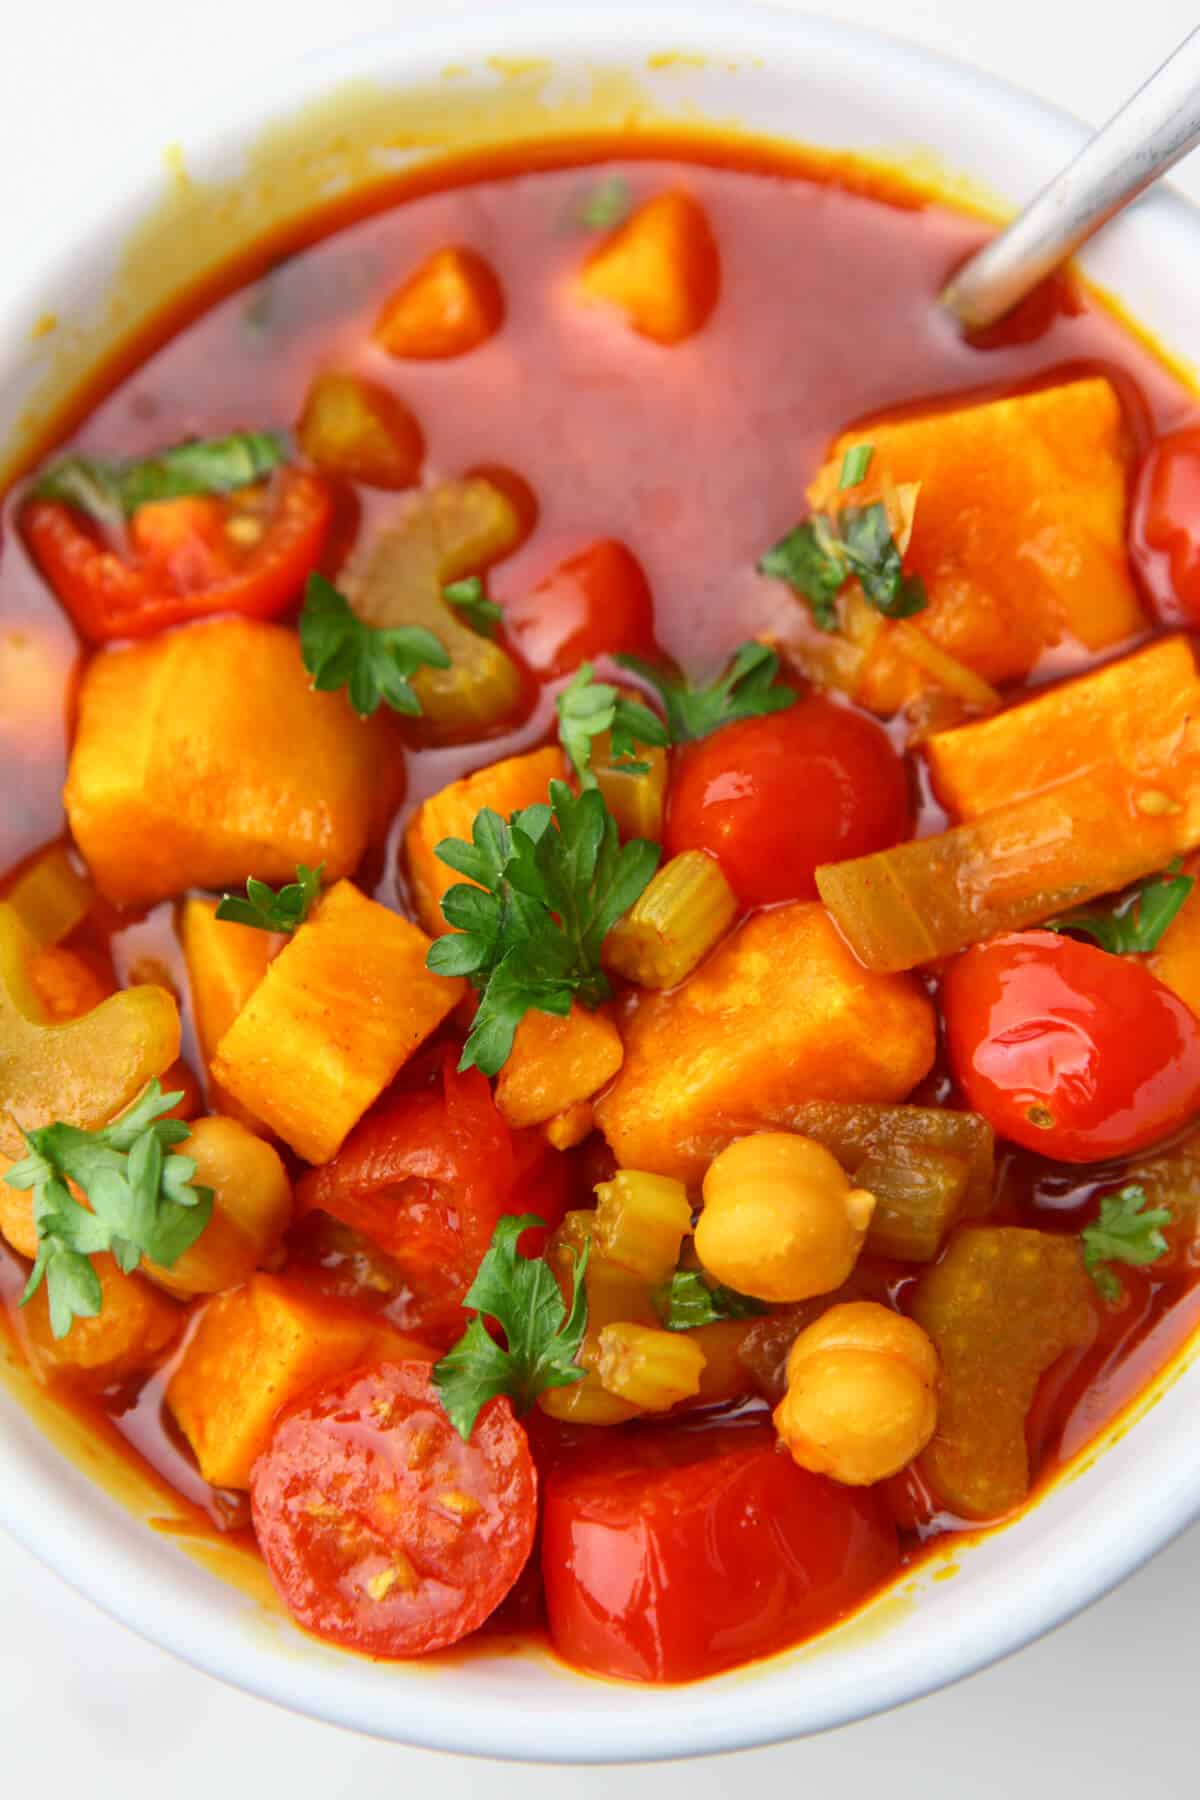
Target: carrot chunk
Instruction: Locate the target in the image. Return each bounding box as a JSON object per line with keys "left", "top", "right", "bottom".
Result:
{"left": 296, "top": 371, "right": 424, "bottom": 489}
{"left": 495, "top": 1003, "right": 624, "bottom": 1129}
{"left": 579, "top": 193, "right": 719, "bottom": 345}
{"left": 374, "top": 247, "right": 503, "bottom": 359}
{"left": 179, "top": 896, "right": 282, "bottom": 1126}
{"left": 211, "top": 880, "right": 462, "bottom": 1163}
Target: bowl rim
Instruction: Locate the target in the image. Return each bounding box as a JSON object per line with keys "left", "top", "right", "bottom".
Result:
{"left": 4, "top": 0, "right": 1200, "bottom": 1761}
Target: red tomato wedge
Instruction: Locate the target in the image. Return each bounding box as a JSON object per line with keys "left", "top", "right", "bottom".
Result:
{"left": 24, "top": 468, "right": 332, "bottom": 642}
{"left": 666, "top": 695, "right": 910, "bottom": 907}
{"left": 943, "top": 930, "right": 1200, "bottom": 1161}
{"left": 1134, "top": 425, "right": 1200, "bottom": 625}
{"left": 251, "top": 1361, "right": 537, "bottom": 1658}
{"left": 541, "top": 1416, "right": 898, "bottom": 1682}
{"left": 500, "top": 539, "right": 656, "bottom": 677}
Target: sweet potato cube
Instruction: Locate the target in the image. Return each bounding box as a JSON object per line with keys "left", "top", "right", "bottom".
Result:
{"left": 180, "top": 897, "right": 281, "bottom": 1124}
{"left": 374, "top": 247, "right": 503, "bottom": 359}
{"left": 296, "top": 370, "right": 424, "bottom": 489}
{"left": 404, "top": 746, "right": 566, "bottom": 937}
{"left": 211, "top": 880, "right": 462, "bottom": 1163}
{"left": 810, "top": 380, "right": 1145, "bottom": 713}
{"left": 593, "top": 903, "right": 936, "bottom": 1184}
{"left": 64, "top": 618, "right": 388, "bottom": 907}
{"left": 579, "top": 192, "right": 719, "bottom": 345}
{"left": 1148, "top": 860, "right": 1200, "bottom": 1017}
{"left": 495, "top": 1003, "right": 624, "bottom": 1129}
{"left": 166, "top": 1274, "right": 432, "bottom": 1488}
{"left": 912, "top": 1227, "right": 1095, "bottom": 1519}
{"left": 16, "top": 1253, "right": 181, "bottom": 1389}
{"left": 926, "top": 636, "right": 1200, "bottom": 820}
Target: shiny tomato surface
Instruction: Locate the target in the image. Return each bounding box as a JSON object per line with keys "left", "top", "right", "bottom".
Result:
{"left": 1134, "top": 426, "right": 1200, "bottom": 625}
{"left": 499, "top": 539, "right": 656, "bottom": 677}
{"left": 251, "top": 1361, "right": 537, "bottom": 1657}
{"left": 541, "top": 1416, "right": 898, "bottom": 1682}
{"left": 943, "top": 930, "right": 1200, "bottom": 1161}
{"left": 665, "top": 696, "right": 910, "bottom": 907}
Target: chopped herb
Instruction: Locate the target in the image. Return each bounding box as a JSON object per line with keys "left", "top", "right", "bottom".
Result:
{"left": 5, "top": 1081, "right": 213, "bottom": 1340}
{"left": 1081, "top": 1184, "right": 1172, "bottom": 1304}
{"left": 443, "top": 576, "right": 503, "bottom": 640}
{"left": 839, "top": 443, "right": 874, "bottom": 489}
{"left": 757, "top": 525, "right": 844, "bottom": 631}
{"left": 33, "top": 430, "right": 291, "bottom": 524}
{"left": 618, "top": 642, "right": 797, "bottom": 744}
{"left": 433, "top": 1214, "right": 589, "bottom": 1439}
{"left": 426, "top": 780, "right": 660, "bottom": 1075}
{"left": 569, "top": 175, "right": 633, "bottom": 231}
{"left": 215, "top": 862, "right": 323, "bottom": 934}
{"left": 653, "top": 1270, "right": 767, "bottom": 1330}
{"left": 759, "top": 495, "right": 927, "bottom": 630}
{"left": 1046, "top": 863, "right": 1195, "bottom": 956}
{"left": 299, "top": 573, "right": 450, "bottom": 718}
{"left": 556, "top": 662, "right": 670, "bottom": 787}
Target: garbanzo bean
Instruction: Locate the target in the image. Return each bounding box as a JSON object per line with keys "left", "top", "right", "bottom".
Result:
{"left": 695, "top": 1131, "right": 875, "bottom": 1302}
{"left": 773, "top": 1301, "right": 939, "bottom": 1486}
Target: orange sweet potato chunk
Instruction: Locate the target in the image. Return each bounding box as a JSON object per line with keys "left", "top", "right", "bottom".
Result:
{"left": 925, "top": 636, "right": 1200, "bottom": 821}
{"left": 296, "top": 370, "right": 424, "bottom": 489}
{"left": 579, "top": 192, "right": 719, "bottom": 345}
{"left": 167, "top": 1273, "right": 433, "bottom": 1488}
{"left": 211, "top": 880, "right": 462, "bottom": 1163}
{"left": 912, "top": 1227, "right": 1095, "bottom": 1520}
{"left": 374, "top": 247, "right": 503, "bottom": 359}
{"left": 180, "top": 896, "right": 281, "bottom": 1126}
{"left": 404, "top": 746, "right": 567, "bottom": 937}
{"left": 17, "top": 1253, "right": 182, "bottom": 1389}
{"left": 1148, "top": 858, "right": 1200, "bottom": 1017}
{"left": 495, "top": 1003, "right": 624, "bottom": 1129}
{"left": 812, "top": 379, "right": 1145, "bottom": 713}
{"left": 64, "top": 618, "right": 389, "bottom": 907}
{"left": 593, "top": 902, "right": 935, "bottom": 1184}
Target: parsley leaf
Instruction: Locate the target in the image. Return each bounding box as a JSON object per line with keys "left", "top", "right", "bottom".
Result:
{"left": 759, "top": 497, "right": 927, "bottom": 630}
{"left": 215, "top": 862, "right": 323, "bottom": 933}
{"left": 299, "top": 573, "right": 450, "bottom": 718}
{"left": 556, "top": 662, "right": 670, "bottom": 787}
{"left": 443, "top": 576, "right": 503, "bottom": 640}
{"left": 839, "top": 443, "right": 874, "bottom": 489}
{"left": 570, "top": 175, "right": 632, "bottom": 231}
{"left": 426, "top": 780, "right": 660, "bottom": 1075}
{"left": 652, "top": 1270, "right": 767, "bottom": 1330}
{"left": 757, "top": 525, "right": 843, "bottom": 631}
{"left": 1081, "top": 1184, "right": 1173, "bottom": 1304}
{"left": 617, "top": 642, "right": 797, "bottom": 744}
{"left": 5, "top": 1082, "right": 214, "bottom": 1339}
{"left": 1046, "top": 863, "right": 1195, "bottom": 956}
{"left": 432, "top": 1214, "right": 589, "bottom": 1438}
{"left": 33, "top": 430, "right": 290, "bottom": 524}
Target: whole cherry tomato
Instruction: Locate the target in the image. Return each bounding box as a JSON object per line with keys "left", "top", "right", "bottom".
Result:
{"left": 943, "top": 929, "right": 1200, "bottom": 1161}
{"left": 1132, "top": 426, "right": 1200, "bottom": 625}
{"left": 541, "top": 1415, "right": 898, "bottom": 1682}
{"left": 499, "top": 539, "right": 656, "bottom": 676}
{"left": 665, "top": 695, "right": 910, "bottom": 907}
{"left": 251, "top": 1360, "right": 537, "bottom": 1657}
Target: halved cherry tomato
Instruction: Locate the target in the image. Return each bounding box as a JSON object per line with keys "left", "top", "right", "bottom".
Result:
{"left": 500, "top": 539, "right": 655, "bottom": 677}
{"left": 23, "top": 468, "right": 332, "bottom": 642}
{"left": 943, "top": 930, "right": 1200, "bottom": 1161}
{"left": 541, "top": 1415, "right": 898, "bottom": 1682}
{"left": 297, "top": 1047, "right": 568, "bottom": 1342}
{"left": 665, "top": 695, "right": 910, "bottom": 907}
{"left": 251, "top": 1360, "right": 537, "bottom": 1657}
{"left": 1132, "top": 426, "right": 1200, "bottom": 625}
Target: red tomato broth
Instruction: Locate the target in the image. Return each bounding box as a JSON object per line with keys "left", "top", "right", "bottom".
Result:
{"left": 3, "top": 133, "right": 1200, "bottom": 1680}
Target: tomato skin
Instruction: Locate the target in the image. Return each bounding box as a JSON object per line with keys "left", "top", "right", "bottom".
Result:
{"left": 500, "top": 539, "right": 655, "bottom": 677}
{"left": 23, "top": 468, "right": 331, "bottom": 642}
{"left": 665, "top": 697, "right": 910, "bottom": 907}
{"left": 297, "top": 1049, "right": 567, "bottom": 1342}
{"left": 1133, "top": 427, "right": 1200, "bottom": 625}
{"left": 251, "top": 1361, "right": 537, "bottom": 1658}
{"left": 541, "top": 1417, "right": 898, "bottom": 1682}
{"left": 943, "top": 930, "right": 1200, "bottom": 1161}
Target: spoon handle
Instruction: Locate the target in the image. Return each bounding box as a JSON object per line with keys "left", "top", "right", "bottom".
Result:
{"left": 942, "top": 25, "right": 1200, "bottom": 330}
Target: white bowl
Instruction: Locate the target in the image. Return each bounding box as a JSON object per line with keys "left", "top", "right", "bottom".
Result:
{"left": 3, "top": 0, "right": 1200, "bottom": 1761}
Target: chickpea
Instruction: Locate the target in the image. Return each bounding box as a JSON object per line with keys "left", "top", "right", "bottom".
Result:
{"left": 142, "top": 1115, "right": 292, "bottom": 1298}
{"left": 695, "top": 1132, "right": 875, "bottom": 1302}
{"left": 773, "top": 1301, "right": 939, "bottom": 1487}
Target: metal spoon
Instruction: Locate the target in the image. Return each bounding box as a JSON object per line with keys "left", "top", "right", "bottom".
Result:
{"left": 942, "top": 25, "right": 1200, "bottom": 330}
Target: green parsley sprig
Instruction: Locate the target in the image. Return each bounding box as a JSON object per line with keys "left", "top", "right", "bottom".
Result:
{"left": 1047, "top": 863, "right": 1195, "bottom": 956}
{"left": 433, "top": 1214, "right": 589, "bottom": 1439}
{"left": 300, "top": 573, "right": 450, "bottom": 718}
{"left": 653, "top": 1270, "right": 767, "bottom": 1330}
{"left": 33, "top": 430, "right": 290, "bottom": 526}
{"left": 556, "top": 662, "right": 670, "bottom": 787}
{"left": 1081, "top": 1184, "right": 1173, "bottom": 1304}
{"left": 616, "top": 642, "right": 796, "bottom": 744}
{"left": 443, "top": 576, "right": 503, "bottom": 640}
{"left": 215, "top": 862, "right": 323, "bottom": 933}
{"left": 5, "top": 1082, "right": 214, "bottom": 1339}
{"left": 566, "top": 175, "right": 632, "bottom": 232}
{"left": 426, "top": 780, "right": 660, "bottom": 1075}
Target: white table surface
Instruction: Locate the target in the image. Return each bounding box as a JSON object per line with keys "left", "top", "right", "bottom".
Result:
{"left": 3, "top": 2, "right": 1200, "bottom": 1792}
